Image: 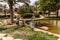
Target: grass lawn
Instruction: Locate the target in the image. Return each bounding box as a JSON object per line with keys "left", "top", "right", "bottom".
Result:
{"left": 0, "top": 25, "right": 58, "bottom": 40}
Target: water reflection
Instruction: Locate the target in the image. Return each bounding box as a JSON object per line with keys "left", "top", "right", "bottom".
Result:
{"left": 48, "top": 20, "right": 60, "bottom": 34}
{"left": 26, "top": 20, "right": 60, "bottom": 34}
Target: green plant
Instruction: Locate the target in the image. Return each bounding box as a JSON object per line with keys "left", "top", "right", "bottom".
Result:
{"left": 13, "top": 33, "right": 21, "bottom": 39}
{"left": 34, "top": 13, "right": 40, "bottom": 18}
{"left": 22, "top": 13, "right": 33, "bottom": 18}
{"left": 17, "top": 7, "right": 25, "bottom": 14}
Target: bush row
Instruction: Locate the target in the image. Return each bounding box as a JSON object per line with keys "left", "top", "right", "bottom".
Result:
{"left": 21, "top": 13, "right": 40, "bottom": 18}
{"left": 0, "top": 15, "right": 10, "bottom": 18}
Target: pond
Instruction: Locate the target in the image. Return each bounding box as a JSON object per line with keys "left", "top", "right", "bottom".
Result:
{"left": 48, "top": 20, "right": 60, "bottom": 34}
{"left": 27, "top": 20, "right": 60, "bottom": 34}
{"left": 38, "top": 20, "right": 60, "bottom": 34}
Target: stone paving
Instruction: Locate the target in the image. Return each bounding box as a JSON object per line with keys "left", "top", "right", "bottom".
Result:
{"left": 0, "top": 28, "right": 60, "bottom": 40}
{"left": 0, "top": 33, "right": 22, "bottom": 40}
{"left": 33, "top": 28, "right": 60, "bottom": 40}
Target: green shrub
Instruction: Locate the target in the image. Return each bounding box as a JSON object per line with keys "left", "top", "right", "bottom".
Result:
{"left": 13, "top": 33, "right": 21, "bottom": 39}
{"left": 17, "top": 7, "right": 27, "bottom": 15}
{"left": 0, "top": 15, "right": 10, "bottom": 18}
{"left": 22, "top": 13, "right": 33, "bottom": 18}
{"left": 0, "top": 15, "right": 6, "bottom": 18}
{"left": 34, "top": 14, "right": 39, "bottom": 18}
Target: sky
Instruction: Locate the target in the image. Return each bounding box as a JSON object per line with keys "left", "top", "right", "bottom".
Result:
{"left": 30, "top": 0, "right": 38, "bottom": 5}
{"left": 0, "top": 0, "right": 38, "bottom": 9}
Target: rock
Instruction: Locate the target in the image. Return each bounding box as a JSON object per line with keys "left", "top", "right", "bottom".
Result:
{"left": 40, "top": 26, "right": 49, "bottom": 31}
{"left": 0, "top": 22, "right": 3, "bottom": 25}
{"left": 39, "top": 15, "right": 44, "bottom": 19}
{"left": 0, "top": 34, "right": 6, "bottom": 38}
{"left": 7, "top": 21, "right": 12, "bottom": 25}
{"left": 2, "top": 36, "right": 14, "bottom": 40}
{"left": 19, "top": 21, "right": 23, "bottom": 26}
{"left": 34, "top": 28, "right": 42, "bottom": 31}
{"left": 2, "top": 21, "right": 8, "bottom": 25}
{"left": 14, "top": 39, "right": 23, "bottom": 40}
{"left": 57, "top": 38, "right": 60, "bottom": 40}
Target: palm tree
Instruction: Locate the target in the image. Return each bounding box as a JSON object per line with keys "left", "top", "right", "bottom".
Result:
{"left": 3, "top": 5, "right": 7, "bottom": 17}
{"left": 23, "top": 2, "right": 30, "bottom": 13}
{"left": 0, "top": 4, "right": 3, "bottom": 12}
{"left": 35, "top": 1, "right": 39, "bottom": 14}
{"left": 1, "top": 0, "right": 30, "bottom": 24}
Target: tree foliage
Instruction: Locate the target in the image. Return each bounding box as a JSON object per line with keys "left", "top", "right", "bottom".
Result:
{"left": 0, "top": 0, "right": 30, "bottom": 23}
{"left": 39, "top": 0, "right": 60, "bottom": 12}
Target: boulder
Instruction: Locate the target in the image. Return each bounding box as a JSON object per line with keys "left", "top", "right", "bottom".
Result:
{"left": 14, "top": 39, "right": 23, "bottom": 40}
{"left": 57, "top": 38, "right": 60, "bottom": 40}
{"left": 40, "top": 26, "right": 49, "bottom": 31}
{"left": 0, "top": 22, "right": 4, "bottom": 25}
{"left": 0, "top": 34, "right": 6, "bottom": 38}
{"left": 2, "top": 36, "right": 14, "bottom": 40}
{"left": 3, "top": 21, "right": 7, "bottom": 25}
{"left": 39, "top": 15, "right": 44, "bottom": 19}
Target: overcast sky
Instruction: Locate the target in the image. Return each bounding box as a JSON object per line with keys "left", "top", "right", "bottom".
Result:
{"left": 30, "top": 0, "right": 37, "bottom": 5}
{"left": 0, "top": 0, "right": 38, "bottom": 9}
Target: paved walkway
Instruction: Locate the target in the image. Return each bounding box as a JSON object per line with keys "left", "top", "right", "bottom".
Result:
{"left": 33, "top": 28, "right": 60, "bottom": 40}
{"left": 0, "top": 27, "right": 60, "bottom": 40}
{"left": 0, "top": 33, "right": 22, "bottom": 40}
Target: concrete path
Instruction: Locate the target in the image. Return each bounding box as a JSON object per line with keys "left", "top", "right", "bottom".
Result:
{"left": 0, "top": 33, "right": 23, "bottom": 40}
{"left": 33, "top": 28, "right": 60, "bottom": 40}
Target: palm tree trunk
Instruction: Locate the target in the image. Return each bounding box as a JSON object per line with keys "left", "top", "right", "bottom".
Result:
{"left": 48, "top": 11, "right": 50, "bottom": 17}
{"left": 56, "top": 10, "right": 59, "bottom": 17}
{"left": 5, "top": 11, "right": 6, "bottom": 17}
{"left": 4, "top": 10, "right": 6, "bottom": 17}
{"left": 36, "top": 5, "right": 37, "bottom": 14}
{"left": 8, "top": 0, "right": 14, "bottom": 24}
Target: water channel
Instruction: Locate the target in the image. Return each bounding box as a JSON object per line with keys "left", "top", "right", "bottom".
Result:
{"left": 48, "top": 20, "right": 60, "bottom": 34}
{"left": 27, "top": 20, "right": 60, "bottom": 34}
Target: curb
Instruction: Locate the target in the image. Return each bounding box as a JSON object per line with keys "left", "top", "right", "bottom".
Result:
{"left": 33, "top": 28, "right": 60, "bottom": 40}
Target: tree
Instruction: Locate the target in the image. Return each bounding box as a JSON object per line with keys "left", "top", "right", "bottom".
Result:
{"left": 39, "top": 0, "right": 60, "bottom": 17}
{"left": 17, "top": 6, "right": 24, "bottom": 16}
{"left": 34, "top": 1, "right": 39, "bottom": 14}
{"left": 29, "top": 6, "right": 35, "bottom": 13}
{"left": 3, "top": 5, "right": 7, "bottom": 17}
{"left": 54, "top": 0, "right": 60, "bottom": 17}
{"left": 1, "top": 0, "right": 30, "bottom": 24}
{"left": 23, "top": 3, "right": 30, "bottom": 13}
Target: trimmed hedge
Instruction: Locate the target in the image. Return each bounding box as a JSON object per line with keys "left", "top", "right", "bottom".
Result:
{"left": 21, "top": 13, "right": 40, "bottom": 18}
{"left": 34, "top": 14, "right": 39, "bottom": 18}
{"left": 0, "top": 15, "right": 10, "bottom": 18}
{"left": 22, "top": 13, "right": 33, "bottom": 18}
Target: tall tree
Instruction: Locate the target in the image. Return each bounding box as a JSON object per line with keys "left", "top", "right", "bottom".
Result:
{"left": 39, "top": 0, "right": 60, "bottom": 17}
{"left": 23, "top": 2, "right": 30, "bottom": 13}
{"left": 54, "top": 0, "right": 60, "bottom": 17}
{"left": 1, "top": 0, "right": 30, "bottom": 24}
{"left": 3, "top": 5, "right": 7, "bottom": 17}
{"left": 35, "top": 1, "right": 39, "bottom": 14}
